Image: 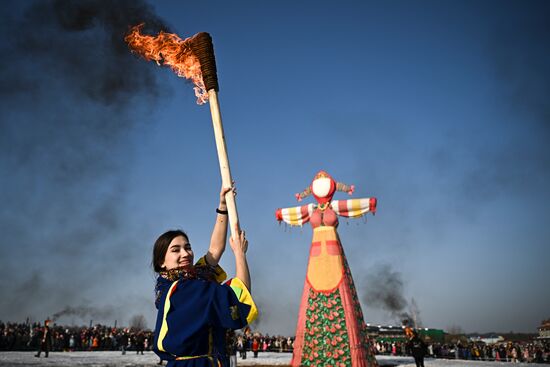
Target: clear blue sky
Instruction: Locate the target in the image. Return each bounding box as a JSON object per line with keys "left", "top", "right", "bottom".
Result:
{"left": 1, "top": 0, "right": 548, "bottom": 334}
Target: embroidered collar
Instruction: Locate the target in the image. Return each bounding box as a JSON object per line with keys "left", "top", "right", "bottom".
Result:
{"left": 159, "top": 263, "right": 218, "bottom": 283}
{"left": 155, "top": 261, "right": 221, "bottom": 308}
{"left": 159, "top": 267, "right": 197, "bottom": 282}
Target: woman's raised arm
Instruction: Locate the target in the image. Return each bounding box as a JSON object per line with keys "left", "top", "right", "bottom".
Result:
{"left": 205, "top": 186, "right": 234, "bottom": 266}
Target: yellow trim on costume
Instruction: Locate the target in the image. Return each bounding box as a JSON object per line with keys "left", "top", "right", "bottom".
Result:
{"left": 229, "top": 277, "right": 258, "bottom": 324}
{"left": 176, "top": 354, "right": 210, "bottom": 360}
{"left": 157, "top": 280, "right": 179, "bottom": 352}
{"left": 175, "top": 354, "right": 216, "bottom": 366}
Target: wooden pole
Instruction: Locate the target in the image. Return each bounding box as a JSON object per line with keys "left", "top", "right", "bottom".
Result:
{"left": 190, "top": 33, "right": 240, "bottom": 239}
{"left": 207, "top": 89, "right": 240, "bottom": 239}
{"left": 125, "top": 30, "right": 240, "bottom": 237}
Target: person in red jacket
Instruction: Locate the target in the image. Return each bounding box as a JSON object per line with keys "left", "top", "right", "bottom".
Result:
{"left": 252, "top": 337, "right": 260, "bottom": 358}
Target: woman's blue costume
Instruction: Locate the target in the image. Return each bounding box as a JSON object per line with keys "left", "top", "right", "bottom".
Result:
{"left": 154, "top": 256, "right": 257, "bottom": 367}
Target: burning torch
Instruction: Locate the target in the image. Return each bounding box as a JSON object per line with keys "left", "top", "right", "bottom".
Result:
{"left": 125, "top": 26, "right": 240, "bottom": 238}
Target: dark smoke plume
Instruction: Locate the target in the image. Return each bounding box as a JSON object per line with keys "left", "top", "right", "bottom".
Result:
{"left": 363, "top": 264, "right": 406, "bottom": 314}
{"left": 52, "top": 305, "right": 115, "bottom": 322}
{"left": 433, "top": 4, "right": 550, "bottom": 207}
{"left": 362, "top": 264, "right": 421, "bottom": 326}
{"left": 491, "top": 6, "right": 550, "bottom": 134}
{"left": 0, "top": 0, "right": 170, "bottom": 323}
{"left": 128, "top": 314, "right": 148, "bottom": 330}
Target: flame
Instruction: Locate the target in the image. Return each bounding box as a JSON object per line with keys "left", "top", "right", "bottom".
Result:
{"left": 125, "top": 24, "right": 208, "bottom": 105}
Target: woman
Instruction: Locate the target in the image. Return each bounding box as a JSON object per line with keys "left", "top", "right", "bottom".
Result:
{"left": 152, "top": 186, "right": 257, "bottom": 367}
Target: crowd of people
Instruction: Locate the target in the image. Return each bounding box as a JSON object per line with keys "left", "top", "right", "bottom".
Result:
{"left": 0, "top": 320, "right": 296, "bottom": 356}
{"left": 0, "top": 320, "right": 294, "bottom": 356}
{"left": 2, "top": 320, "right": 549, "bottom": 364}
{"left": 227, "top": 330, "right": 294, "bottom": 360}
{"left": 0, "top": 320, "right": 153, "bottom": 354}
{"left": 375, "top": 339, "right": 550, "bottom": 364}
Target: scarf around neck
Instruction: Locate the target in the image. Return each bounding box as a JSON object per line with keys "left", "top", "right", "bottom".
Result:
{"left": 155, "top": 262, "right": 220, "bottom": 308}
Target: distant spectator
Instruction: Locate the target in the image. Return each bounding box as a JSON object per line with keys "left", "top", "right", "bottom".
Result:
{"left": 226, "top": 330, "right": 237, "bottom": 367}
{"left": 252, "top": 337, "right": 259, "bottom": 358}
{"left": 407, "top": 331, "right": 427, "bottom": 367}
{"left": 34, "top": 320, "right": 52, "bottom": 358}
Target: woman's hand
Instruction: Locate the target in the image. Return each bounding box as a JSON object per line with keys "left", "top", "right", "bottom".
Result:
{"left": 219, "top": 182, "right": 236, "bottom": 211}
{"left": 229, "top": 226, "right": 248, "bottom": 255}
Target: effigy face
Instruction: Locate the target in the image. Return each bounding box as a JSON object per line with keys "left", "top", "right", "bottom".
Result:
{"left": 311, "top": 171, "right": 336, "bottom": 204}
{"left": 312, "top": 177, "right": 333, "bottom": 198}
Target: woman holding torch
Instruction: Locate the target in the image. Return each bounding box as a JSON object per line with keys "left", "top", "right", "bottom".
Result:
{"left": 126, "top": 24, "right": 256, "bottom": 366}
{"left": 151, "top": 186, "right": 257, "bottom": 367}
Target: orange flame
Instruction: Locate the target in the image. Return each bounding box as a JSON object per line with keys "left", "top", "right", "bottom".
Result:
{"left": 125, "top": 24, "right": 208, "bottom": 105}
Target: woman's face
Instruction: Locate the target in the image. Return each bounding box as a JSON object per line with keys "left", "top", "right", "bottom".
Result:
{"left": 162, "top": 235, "right": 194, "bottom": 271}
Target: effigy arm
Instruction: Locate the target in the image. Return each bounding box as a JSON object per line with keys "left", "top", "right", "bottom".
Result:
{"left": 331, "top": 198, "right": 377, "bottom": 218}
{"left": 275, "top": 203, "right": 315, "bottom": 226}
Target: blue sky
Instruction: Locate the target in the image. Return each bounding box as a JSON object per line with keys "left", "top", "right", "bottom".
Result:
{"left": 0, "top": 0, "right": 548, "bottom": 335}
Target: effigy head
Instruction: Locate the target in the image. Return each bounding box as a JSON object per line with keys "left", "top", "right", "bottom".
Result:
{"left": 311, "top": 170, "right": 336, "bottom": 204}
{"left": 295, "top": 170, "right": 355, "bottom": 203}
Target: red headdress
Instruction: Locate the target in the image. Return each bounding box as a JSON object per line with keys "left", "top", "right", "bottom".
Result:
{"left": 295, "top": 170, "right": 355, "bottom": 204}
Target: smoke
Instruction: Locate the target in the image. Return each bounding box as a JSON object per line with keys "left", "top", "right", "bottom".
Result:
{"left": 128, "top": 314, "right": 148, "bottom": 330}
{"left": 432, "top": 4, "right": 550, "bottom": 208}
{"left": 362, "top": 264, "right": 421, "bottom": 326}
{"left": 491, "top": 5, "right": 550, "bottom": 134}
{"left": 52, "top": 305, "right": 116, "bottom": 322}
{"left": 481, "top": 4, "right": 550, "bottom": 197}
{"left": 0, "top": 0, "right": 170, "bottom": 323}
{"left": 362, "top": 264, "right": 407, "bottom": 319}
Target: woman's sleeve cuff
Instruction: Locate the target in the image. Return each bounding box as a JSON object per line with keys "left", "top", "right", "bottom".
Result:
{"left": 225, "top": 277, "right": 258, "bottom": 324}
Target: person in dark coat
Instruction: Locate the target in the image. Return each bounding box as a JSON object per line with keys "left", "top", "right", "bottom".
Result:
{"left": 119, "top": 330, "right": 129, "bottom": 355}
{"left": 136, "top": 332, "right": 145, "bottom": 355}
{"left": 226, "top": 330, "right": 237, "bottom": 367}
{"left": 35, "top": 320, "right": 52, "bottom": 358}
{"left": 407, "top": 330, "right": 427, "bottom": 367}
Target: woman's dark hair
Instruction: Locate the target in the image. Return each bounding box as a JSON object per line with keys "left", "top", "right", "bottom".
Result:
{"left": 152, "top": 230, "right": 189, "bottom": 272}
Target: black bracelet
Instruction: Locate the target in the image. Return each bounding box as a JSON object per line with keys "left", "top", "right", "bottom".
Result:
{"left": 216, "top": 208, "right": 228, "bottom": 215}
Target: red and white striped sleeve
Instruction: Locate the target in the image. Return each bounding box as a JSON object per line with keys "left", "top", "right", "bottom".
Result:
{"left": 331, "top": 197, "right": 377, "bottom": 218}
{"left": 275, "top": 203, "right": 315, "bottom": 226}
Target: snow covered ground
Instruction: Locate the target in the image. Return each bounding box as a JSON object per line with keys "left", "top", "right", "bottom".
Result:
{"left": 0, "top": 351, "right": 548, "bottom": 367}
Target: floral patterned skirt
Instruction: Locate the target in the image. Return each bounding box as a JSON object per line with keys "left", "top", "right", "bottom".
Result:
{"left": 291, "top": 229, "right": 378, "bottom": 367}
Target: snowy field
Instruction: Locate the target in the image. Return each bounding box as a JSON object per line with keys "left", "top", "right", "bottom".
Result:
{"left": 0, "top": 351, "right": 548, "bottom": 367}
